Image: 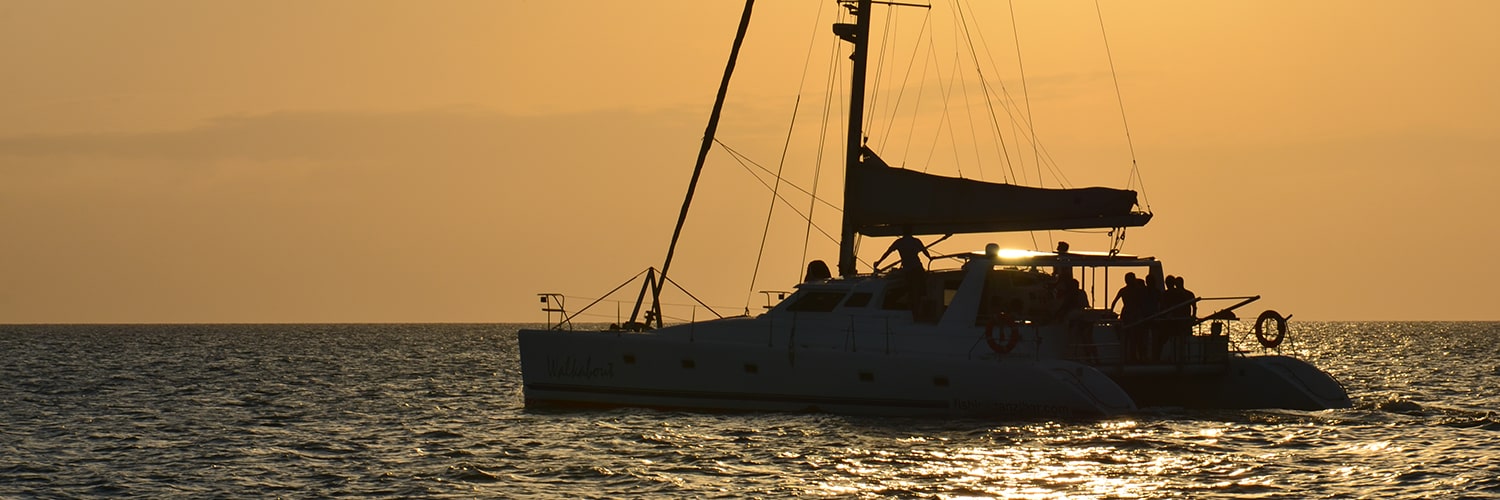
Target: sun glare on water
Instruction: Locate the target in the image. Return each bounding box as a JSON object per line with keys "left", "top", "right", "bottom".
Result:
{"left": 801, "top": 419, "right": 1273, "bottom": 499}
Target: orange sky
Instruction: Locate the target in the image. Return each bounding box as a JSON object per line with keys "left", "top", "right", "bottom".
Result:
{"left": 1, "top": 1, "right": 1496, "bottom": 323}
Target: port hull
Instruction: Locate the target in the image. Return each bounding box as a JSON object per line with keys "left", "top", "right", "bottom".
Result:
{"left": 520, "top": 328, "right": 1137, "bottom": 417}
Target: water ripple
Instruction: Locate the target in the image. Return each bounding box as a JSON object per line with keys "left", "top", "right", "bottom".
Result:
{"left": 1, "top": 322, "right": 1497, "bottom": 498}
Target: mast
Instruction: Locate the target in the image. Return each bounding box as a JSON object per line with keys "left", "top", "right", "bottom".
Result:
{"left": 835, "top": 0, "right": 872, "bottom": 277}
{"left": 637, "top": 0, "right": 757, "bottom": 329}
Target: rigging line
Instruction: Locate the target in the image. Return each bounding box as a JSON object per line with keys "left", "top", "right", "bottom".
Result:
{"left": 556, "top": 268, "right": 652, "bottom": 328}
{"left": 958, "top": 0, "right": 1066, "bottom": 187}
{"left": 657, "top": 273, "right": 726, "bottom": 319}
{"left": 746, "top": 0, "right": 832, "bottom": 311}
{"left": 898, "top": 23, "right": 937, "bottom": 169}
{"left": 717, "top": 139, "right": 842, "bottom": 216}
{"left": 710, "top": 144, "right": 843, "bottom": 257}
{"left": 956, "top": 35, "right": 1072, "bottom": 189}
{"left": 969, "top": 71, "right": 1045, "bottom": 185}
{"left": 949, "top": 0, "right": 1017, "bottom": 185}
{"left": 735, "top": 151, "right": 852, "bottom": 247}
{"left": 913, "top": 10, "right": 947, "bottom": 172}
{"left": 879, "top": 11, "right": 932, "bottom": 152}
{"left": 1004, "top": 0, "right": 1043, "bottom": 190}
{"left": 1094, "top": 0, "right": 1150, "bottom": 210}
{"left": 866, "top": 6, "right": 894, "bottom": 143}
{"left": 746, "top": 94, "right": 801, "bottom": 313}
{"left": 833, "top": 21, "right": 848, "bottom": 177}
{"left": 952, "top": 0, "right": 1012, "bottom": 187}
{"left": 1032, "top": 134, "right": 1073, "bottom": 186}
{"left": 563, "top": 296, "right": 743, "bottom": 315}
{"left": 945, "top": 0, "right": 996, "bottom": 183}
{"left": 839, "top": 1, "right": 858, "bottom": 153}
{"left": 803, "top": 34, "right": 847, "bottom": 282}
{"left": 923, "top": 46, "right": 962, "bottom": 175}
{"left": 998, "top": 0, "right": 1046, "bottom": 252}
{"left": 717, "top": 150, "right": 842, "bottom": 247}
{"left": 950, "top": 0, "right": 987, "bottom": 181}
{"left": 975, "top": 76, "right": 1074, "bottom": 187}
{"left": 956, "top": 55, "right": 984, "bottom": 181}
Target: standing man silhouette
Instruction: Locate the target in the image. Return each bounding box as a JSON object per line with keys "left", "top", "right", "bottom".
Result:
{"left": 875, "top": 227, "right": 931, "bottom": 273}
{"left": 874, "top": 227, "right": 932, "bottom": 316}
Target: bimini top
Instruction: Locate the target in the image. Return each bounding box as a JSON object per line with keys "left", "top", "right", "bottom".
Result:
{"left": 946, "top": 248, "right": 1157, "bottom": 268}
{"left": 846, "top": 148, "right": 1152, "bottom": 237}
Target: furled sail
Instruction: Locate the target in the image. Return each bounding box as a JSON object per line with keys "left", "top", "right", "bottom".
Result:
{"left": 847, "top": 148, "right": 1152, "bottom": 237}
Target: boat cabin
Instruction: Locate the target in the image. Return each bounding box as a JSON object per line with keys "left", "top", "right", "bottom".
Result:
{"left": 773, "top": 248, "right": 1165, "bottom": 329}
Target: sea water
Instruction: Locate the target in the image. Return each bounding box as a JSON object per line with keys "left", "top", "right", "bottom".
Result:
{"left": 2, "top": 322, "right": 1497, "bottom": 498}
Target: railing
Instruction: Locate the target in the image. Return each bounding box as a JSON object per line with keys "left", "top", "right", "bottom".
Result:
{"left": 1062, "top": 314, "right": 1236, "bottom": 371}
{"left": 532, "top": 267, "right": 737, "bottom": 332}
{"left": 538, "top": 293, "right": 569, "bottom": 330}
{"left": 535, "top": 296, "right": 742, "bottom": 332}
{"left": 758, "top": 290, "right": 790, "bottom": 310}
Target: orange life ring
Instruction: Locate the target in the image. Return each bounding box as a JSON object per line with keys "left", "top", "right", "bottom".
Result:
{"left": 1254, "top": 310, "right": 1287, "bottom": 348}
{"left": 985, "top": 313, "right": 1022, "bottom": 354}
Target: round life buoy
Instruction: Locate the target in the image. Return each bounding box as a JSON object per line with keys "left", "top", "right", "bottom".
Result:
{"left": 985, "top": 313, "right": 1022, "bottom": 354}
{"left": 1253, "top": 310, "right": 1287, "bottom": 348}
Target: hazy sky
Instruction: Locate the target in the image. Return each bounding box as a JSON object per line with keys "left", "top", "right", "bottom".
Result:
{"left": 2, "top": 1, "right": 1496, "bottom": 323}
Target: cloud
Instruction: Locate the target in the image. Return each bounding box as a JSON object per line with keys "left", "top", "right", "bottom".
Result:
{"left": 0, "top": 106, "right": 705, "bottom": 165}
{"left": 0, "top": 106, "right": 725, "bottom": 322}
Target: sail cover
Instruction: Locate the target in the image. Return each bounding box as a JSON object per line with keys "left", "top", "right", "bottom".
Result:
{"left": 847, "top": 148, "right": 1151, "bottom": 237}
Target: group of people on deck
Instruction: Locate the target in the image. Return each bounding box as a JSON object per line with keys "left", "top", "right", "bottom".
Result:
{"left": 1054, "top": 241, "right": 1199, "bottom": 363}
{"left": 863, "top": 232, "right": 1200, "bottom": 363}
{"left": 1110, "top": 270, "right": 1198, "bottom": 362}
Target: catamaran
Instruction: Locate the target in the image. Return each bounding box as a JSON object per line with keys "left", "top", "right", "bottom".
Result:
{"left": 518, "top": 0, "right": 1351, "bottom": 416}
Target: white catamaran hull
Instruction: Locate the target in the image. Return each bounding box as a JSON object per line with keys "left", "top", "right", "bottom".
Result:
{"left": 519, "top": 326, "right": 1138, "bottom": 417}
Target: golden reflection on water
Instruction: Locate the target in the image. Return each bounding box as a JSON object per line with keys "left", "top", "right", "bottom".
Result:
{"left": 808, "top": 419, "right": 1260, "bottom": 499}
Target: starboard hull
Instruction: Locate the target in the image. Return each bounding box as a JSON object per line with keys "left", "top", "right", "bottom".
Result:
{"left": 1105, "top": 356, "right": 1352, "bottom": 410}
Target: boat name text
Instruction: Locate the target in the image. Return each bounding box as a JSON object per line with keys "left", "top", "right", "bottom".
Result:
{"left": 547, "top": 356, "right": 615, "bottom": 380}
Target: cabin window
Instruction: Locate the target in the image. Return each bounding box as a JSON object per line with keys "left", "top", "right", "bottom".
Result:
{"left": 842, "top": 292, "right": 872, "bottom": 308}
{"left": 880, "top": 286, "right": 911, "bottom": 310}
{"left": 978, "top": 269, "right": 1052, "bottom": 323}
{"left": 787, "top": 291, "right": 846, "bottom": 312}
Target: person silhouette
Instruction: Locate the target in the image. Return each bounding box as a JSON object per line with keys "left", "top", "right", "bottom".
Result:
{"left": 1111, "top": 273, "right": 1147, "bottom": 362}
{"left": 1161, "top": 275, "right": 1197, "bottom": 348}
{"left": 1053, "top": 241, "right": 1072, "bottom": 283}
{"left": 875, "top": 227, "right": 931, "bottom": 273}
{"left": 874, "top": 227, "right": 932, "bottom": 317}
{"left": 804, "top": 260, "right": 832, "bottom": 282}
